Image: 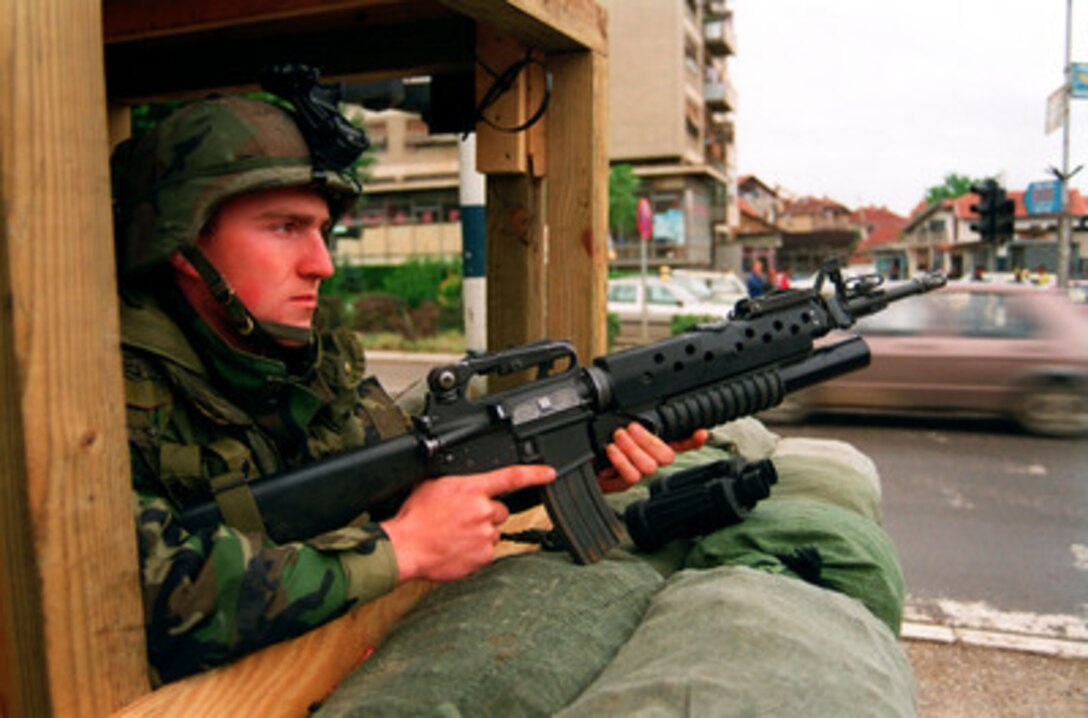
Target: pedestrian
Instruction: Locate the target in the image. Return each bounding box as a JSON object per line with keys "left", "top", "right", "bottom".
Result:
{"left": 113, "top": 86, "right": 914, "bottom": 716}
{"left": 778, "top": 266, "right": 792, "bottom": 290}
{"left": 747, "top": 259, "right": 771, "bottom": 297}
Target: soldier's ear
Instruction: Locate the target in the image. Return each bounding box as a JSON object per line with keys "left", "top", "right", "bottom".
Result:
{"left": 168, "top": 252, "right": 200, "bottom": 279}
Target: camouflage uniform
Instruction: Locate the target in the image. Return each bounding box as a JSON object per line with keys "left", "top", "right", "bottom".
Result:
{"left": 112, "top": 95, "right": 407, "bottom": 683}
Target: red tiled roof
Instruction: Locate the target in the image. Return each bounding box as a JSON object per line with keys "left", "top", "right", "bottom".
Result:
{"left": 737, "top": 175, "right": 778, "bottom": 196}
{"left": 782, "top": 195, "right": 851, "bottom": 214}
{"left": 851, "top": 205, "right": 908, "bottom": 253}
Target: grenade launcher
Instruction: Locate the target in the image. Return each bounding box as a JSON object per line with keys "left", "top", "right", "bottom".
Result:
{"left": 181, "top": 263, "right": 945, "bottom": 564}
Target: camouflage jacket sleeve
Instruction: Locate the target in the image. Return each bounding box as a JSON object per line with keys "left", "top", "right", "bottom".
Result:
{"left": 135, "top": 455, "right": 398, "bottom": 684}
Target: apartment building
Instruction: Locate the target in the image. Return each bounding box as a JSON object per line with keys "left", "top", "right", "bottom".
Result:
{"left": 333, "top": 107, "right": 463, "bottom": 265}
{"left": 601, "top": 0, "right": 739, "bottom": 270}
{"left": 335, "top": 0, "right": 740, "bottom": 271}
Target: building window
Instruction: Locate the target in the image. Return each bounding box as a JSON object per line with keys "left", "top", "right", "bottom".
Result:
{"left": 366, "top": 121, "right": 388, "bottom": 152}
{"left": 684, "top": 40, "right": 700, "bottom": 76}
{"left": 412, "top": 206, "right": 440, "bottom": 223}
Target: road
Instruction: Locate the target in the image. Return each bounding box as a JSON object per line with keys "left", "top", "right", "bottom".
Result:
{"left": 367, "top": 352, "right": 1088, "bottom": 644}
{"left": 768, "top": 412, "right": 1088, "bottom": 645}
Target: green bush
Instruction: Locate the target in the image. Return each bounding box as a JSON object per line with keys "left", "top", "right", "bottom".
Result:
{"left": 606, "top": 312, "right": 621, "bottom": 349}
{"left": 670, "top": 314, "right": 719, "bottom": 335}
{"left": 381, "top": 258, "right": 461, "bottom": 309}
{"left": 326, "top": 259, "right": 466, "bottom": 340}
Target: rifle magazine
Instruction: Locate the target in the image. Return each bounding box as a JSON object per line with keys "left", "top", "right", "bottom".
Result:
{"left": 542, "top": 463, "right": 622, "bottom": 565}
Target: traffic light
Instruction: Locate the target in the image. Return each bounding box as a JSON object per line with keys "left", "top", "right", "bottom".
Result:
{"left": 970, "top": 179, "right": 1015, "bottom": 243}
{"left": 992, "top": 187, "right": 1015, "bottom": 243}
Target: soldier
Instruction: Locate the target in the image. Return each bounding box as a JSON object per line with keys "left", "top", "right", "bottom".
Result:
{"left": 112, "top": 94, "right": 699, "bottom": 684}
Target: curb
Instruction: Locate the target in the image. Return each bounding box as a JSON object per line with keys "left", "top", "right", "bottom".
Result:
{"left": 364, "top": 350, "right": 464, "bottom": 364}
{"left": 901, "top": 621, "right": 1088, "bottom": 659}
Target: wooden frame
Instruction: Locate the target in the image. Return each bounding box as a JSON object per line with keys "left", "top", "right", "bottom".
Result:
{"left": 0, "top": 0, "right": 608, "bottom": 714}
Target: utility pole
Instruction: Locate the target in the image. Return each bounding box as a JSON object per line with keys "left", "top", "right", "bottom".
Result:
{"left": 1056, "top": 0, "right": 1074, "bottom": 288}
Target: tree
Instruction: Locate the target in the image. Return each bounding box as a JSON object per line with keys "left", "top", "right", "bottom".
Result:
{"left": 925, "top": 173, "right": 984, "bottom": 206}
{"left": 609, "top": 164, "right": 640, "bottom": 241}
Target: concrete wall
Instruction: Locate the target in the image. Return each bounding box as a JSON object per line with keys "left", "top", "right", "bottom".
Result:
{"left": 600, "top": 0, "right": 685, "bottom": 161}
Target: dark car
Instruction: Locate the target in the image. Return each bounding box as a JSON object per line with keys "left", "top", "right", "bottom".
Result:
{"left": 772, "top": 282, "right": 1088, "bottom": 437}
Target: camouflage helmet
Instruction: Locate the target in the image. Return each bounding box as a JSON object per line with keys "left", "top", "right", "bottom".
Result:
{"left": 113, "top": 96, "right": 362, "bottom": 278}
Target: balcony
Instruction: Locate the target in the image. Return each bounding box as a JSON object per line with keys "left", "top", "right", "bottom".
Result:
{"left": 704, "top": 13, "right": 736, "bottom": 56}
{"left": 707, "top": 114, "right": 735, "bottom": 143}
{"left": 704, "top": 77, "right": 737, "bottom": 112}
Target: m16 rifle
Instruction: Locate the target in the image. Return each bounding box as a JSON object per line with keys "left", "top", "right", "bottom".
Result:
{"left": 182, "top": 262, "right": 945, "bottom": 564}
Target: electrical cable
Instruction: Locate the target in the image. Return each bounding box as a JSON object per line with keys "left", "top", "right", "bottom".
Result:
{"left": 474, "top": 50, "right": 553, "bottom": 134}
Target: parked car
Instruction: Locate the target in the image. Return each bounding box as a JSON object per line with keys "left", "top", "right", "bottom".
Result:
{"left": 606, "top": 276, "right": 729, "bottom": 324}
{"left": 767, "top": 283, "right": 1088, "bottom": 437}
{"left": 670, "top": 269, "right": 750, "bottom": 307}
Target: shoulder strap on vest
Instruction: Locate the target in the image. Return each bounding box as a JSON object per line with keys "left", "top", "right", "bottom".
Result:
{"left": 206, "top": 437, "right": 268, "bottom": 535}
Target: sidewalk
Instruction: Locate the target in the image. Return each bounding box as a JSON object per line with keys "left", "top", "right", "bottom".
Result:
{"left": 904, "top": 637, "right": 1087, "bottom": 716}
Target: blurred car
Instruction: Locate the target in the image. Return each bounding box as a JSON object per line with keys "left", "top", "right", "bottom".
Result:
{"left": 606, "top": 276, "right": 729, "bottom": 323}
{"left": 771, "top": 283, "right": 1088, "bottom": 437}
{"left": 1069, "top": 279, "right": 1088, "bottom": 314}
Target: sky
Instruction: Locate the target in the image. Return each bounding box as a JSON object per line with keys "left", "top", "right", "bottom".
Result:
{"left": 730, "top": 0, "right": 1088, "bottom": 217}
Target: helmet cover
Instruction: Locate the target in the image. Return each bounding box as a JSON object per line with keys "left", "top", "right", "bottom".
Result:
{"left": 113, "top": 96, "right": 361, "bottom": 278}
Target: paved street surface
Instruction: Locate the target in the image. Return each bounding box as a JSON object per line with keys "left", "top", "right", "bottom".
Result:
{"left": 769, "top": 412, "right": 1087, "bottom": 656}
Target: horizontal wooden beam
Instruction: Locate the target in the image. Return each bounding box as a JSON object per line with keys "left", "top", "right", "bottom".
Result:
{"left": 440, "top": 0, "right": 607, "bottom": 53}
{"left": 105, "top": 13, "right": 475, "bottom": 102}
{"left": 104, "top": 0, "right": 606, "bottom": 55}
{"left": 103, "top": 0, "right": 437, "bottom": 43}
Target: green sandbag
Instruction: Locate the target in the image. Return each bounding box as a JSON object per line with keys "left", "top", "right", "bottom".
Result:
{"left": 685, "top": 498, "right": 905, "bottom": 633}
{"left": 661, "top": 434, "right": 882, "bottom": 525}
{"left": 772, "top": 436, "right": 883, "bottom": 523}
{"left": 314, "top": 551, "right": 663, "bottom": 718}
{"left": 557, "top": 566, "right": 916, "bottom": 718}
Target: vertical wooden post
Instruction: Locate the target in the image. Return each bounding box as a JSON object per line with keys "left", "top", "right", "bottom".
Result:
{"left": 544, "top": 49, "right": 609, "bottom": 361}
{"left": 0, "top": 0, "right": 149, "bottom": 713}
{"left": 475, "top": 26, "right": 529, "bottom": 174}
{"left": 486, "top": 176, "right": 548, "bottom": 351}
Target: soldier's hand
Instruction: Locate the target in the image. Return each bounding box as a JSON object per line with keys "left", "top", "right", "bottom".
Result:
{"left": 597, "top": 424, "right": 709, "bottom": 493}
{"left": 381, "top": 465, "right": 556, "bottom": 583}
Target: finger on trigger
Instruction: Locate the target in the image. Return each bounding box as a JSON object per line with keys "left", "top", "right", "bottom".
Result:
{"left": 478, "top": 465, "right": 557, "bottom": 497}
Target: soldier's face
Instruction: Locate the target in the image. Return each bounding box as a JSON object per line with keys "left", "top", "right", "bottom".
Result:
{"left": 197, "top": 187, "right": 334, "bottom": 336}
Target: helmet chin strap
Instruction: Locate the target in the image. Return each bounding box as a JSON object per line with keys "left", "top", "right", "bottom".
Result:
{"left": 181, "top": 246, "right": 314, "bottom": 349}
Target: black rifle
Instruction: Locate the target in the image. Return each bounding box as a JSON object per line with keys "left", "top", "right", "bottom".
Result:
{"left": 181, "top": 263, "right": 945, "bottom": 564}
